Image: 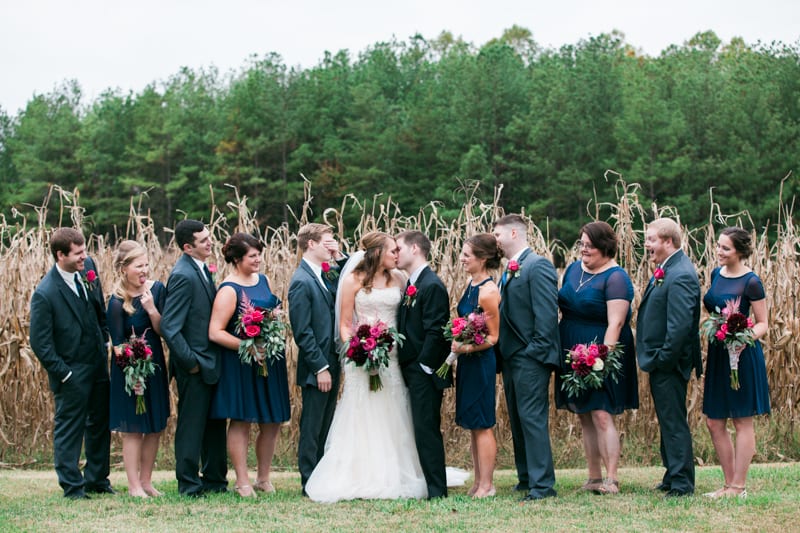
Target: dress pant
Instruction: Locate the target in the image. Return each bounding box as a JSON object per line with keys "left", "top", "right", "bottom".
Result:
{"left": 53, "top": 362, "right": 110, "bottom": 498}
{"left": 649, "top": 369, "right": 695, "bottom": 493}
{"left": 402, "top": 363, "right": 447, "bottom": 498}
{"left": 174, "top": 372, "right": 228, "bottom": 495}
{"left": 298, "top": 372, "right": 340, "bottom": 488}
{"left": 502, "top": 355, "right": 557, "bottom": 498}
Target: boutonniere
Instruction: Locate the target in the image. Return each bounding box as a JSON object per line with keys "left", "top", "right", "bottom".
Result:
{"left": 82, "top": 269, "right": 98, "bottom": 291}
{"left": 506, "top": 260, "right": 521, "bottom": 279}
{"left": 207, "top": 263, "right": 217, "bottom": 284}
{"left": 653, "top": 266, "right": 665, "bottom": 286}
{"left": 404, "top": 284, "right": 418, "bottom": 307}
{"left": 321, "top": 261, "right": 339, "bottom": 282}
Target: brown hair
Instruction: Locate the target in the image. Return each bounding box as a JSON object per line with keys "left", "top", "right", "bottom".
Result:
{"left": 721, "top": 227, "right": 753, "bottom": 259}
{"left": 465, "top": 233, "right": 502, "bottom": 270}
{"left": 492, "top": 214, "right": 528, "bottom": 232}
{"left": 353, "top": 231, "right": 394, "bottom": 291}
{"left": 222, "top": 232, "right": 264, "bottom": 265}
{"left": 297, "top": 223, "right": 334, "bottom": 252}
{"left": 580, "top": 221, "right": 618, "bottom": 258}
{"left": 50, "top": 228, "right": 85, "bottom": 261}
{"left": 112, "top": 240, "right": 147, "bottom": 314}
{"left": 395, "top": 230, "right": 431, "bottom": 258}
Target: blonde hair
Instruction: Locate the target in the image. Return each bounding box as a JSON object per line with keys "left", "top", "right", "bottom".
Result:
{"left": 112, "top": 240, "right": 148, "bottom": 314}
{"left": 648, "top": 218, "right": 682, "bottom": 248}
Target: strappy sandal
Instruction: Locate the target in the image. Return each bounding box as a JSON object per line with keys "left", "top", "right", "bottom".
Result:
{"left": 703, "top": 484, "right": 730, "bottom": 498}
{"left": 581, "top": 478, "right": 604, "bottom": 492}
{"left": 254, "top": 480, "right": 275, "bottom": 493}
{"left": 596, "top": 479, "right": 619, "bottom": 495}
{"left": 726, "top": 485, "right": 747, "bottom": 499}
{"left": 234, "top": 484, "right": 256, "bottom": 497}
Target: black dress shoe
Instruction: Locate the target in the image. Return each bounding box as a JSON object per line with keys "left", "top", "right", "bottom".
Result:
{"left": 65, "top": 493, "right": 90, "bottom": 500}
{"left": 653, "top": 482, "right": 671, "bottom": 492}
{"left": 87, "top": 486, "right": 116, "bottom": 495}
{"left": 513, "top": 483, "right": 530, "bottom": 492}
{"left": 520, "top": 489, "right": 557, "bottom": 502}
{"left": 665, "top": 489, "right": 693, "bottom": 498}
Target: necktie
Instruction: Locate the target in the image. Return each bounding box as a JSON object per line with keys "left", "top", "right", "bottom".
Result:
{"left": 203, "top": 264, "right": 213, "bottom": 285}
{"left": 74, "top": 273, "right": 86, "bottom": 301}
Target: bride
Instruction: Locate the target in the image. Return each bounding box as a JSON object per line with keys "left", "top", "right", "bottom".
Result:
{"left": 304, "top": 232, "right": 428, "bottom": 502}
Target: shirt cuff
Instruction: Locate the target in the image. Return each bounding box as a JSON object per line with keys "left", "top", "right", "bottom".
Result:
{"left": 419, "top": 363, "right": 433, "bottom": 375}
{"left": 61, "top": 371, "right": 73, "bottom": 383}
{"left": 316, "top": 365, "right": 330, "bottom": 375}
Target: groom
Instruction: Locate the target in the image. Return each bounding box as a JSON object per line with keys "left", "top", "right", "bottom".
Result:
{"left": 289, "top": 223, "right": 346, "bottom": 494}
{"left": 636, "top": 217, "right": 701, "bottom": 497}
{"left": 396, "top": 230, "right": 451, "bottom": 499}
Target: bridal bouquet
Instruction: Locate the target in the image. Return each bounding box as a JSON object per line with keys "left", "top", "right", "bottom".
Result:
{"left": 343, "top": 321, "right": 404, "bottom": 391}
{"left": 115, "top": 329, "right": 157, "bottom": 415}
{"left": 561, "top": 340, "right": 623, "bottom": 398}
{"left": 235, "top": 292, "right": 287, "bottom": 377}
{"left": 700, "top": 296, "right": 755, "bottom": 390}
{"left": 436, "top": 312, "right": 490, "bottom": 378}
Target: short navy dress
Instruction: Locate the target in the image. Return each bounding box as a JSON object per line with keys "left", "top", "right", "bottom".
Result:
{"left": 556, "top": 262, "right": 639, "bottom": 414}
{"left": 702, "top": 268, "right": 771, "bottom": 419}
{"left": 210, "top": 274, "right": 291, "bottom": 424}
{"left": 455, "top": 278, "right": 496, "bottom": 430}
{"left": 108, "top": 281, "right": 170, "bottom": 433}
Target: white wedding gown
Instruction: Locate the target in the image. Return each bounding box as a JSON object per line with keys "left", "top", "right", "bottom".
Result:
{"left": 305, "top": 286, "right": 429, "bottom": 502}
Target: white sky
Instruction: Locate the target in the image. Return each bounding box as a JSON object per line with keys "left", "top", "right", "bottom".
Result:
{"left": 1, "top": 0, "right": 798, "bottom": 115}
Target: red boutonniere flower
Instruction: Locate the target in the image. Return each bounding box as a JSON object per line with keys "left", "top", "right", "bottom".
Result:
{"left": 506, "top": 260, "right": 520, "bottom": 279}
{"left": 404, "top": 284, "right": 418, "bottom": 307}
{"left": 82, "top": 269, "right": 98, "bottom": 291}
{"left": 321, "top": 261, "right": 339, "bottom": 282}
{"left": 207, "top": 263, "right": 217, "bottom": 283}
{"left": 653, "top": 267, "right": 665, "bottom": 286}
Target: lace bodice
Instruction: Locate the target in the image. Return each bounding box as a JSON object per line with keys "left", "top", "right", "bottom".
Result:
{"left": 353, "top": 286, "right": 402, "bottom": 328}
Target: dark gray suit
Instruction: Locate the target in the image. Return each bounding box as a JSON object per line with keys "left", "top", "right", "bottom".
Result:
{"left": 29, "top": 257, "right": 111, "bottom": 498}
{"left": 161, "top": 253, "right": 227, "bottom": 496}
{"left": 288, "top": 260, "right": 341, "bottom": 489}
{"left": 496, "top": 248, "right": 560, "bottom": 499}
{"left": 636, "top": 250, "right": 701, "bottom": 494}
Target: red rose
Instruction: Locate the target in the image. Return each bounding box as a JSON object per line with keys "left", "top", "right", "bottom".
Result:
{"left": 508, "top": 260, "right": 519, "bottom": 272}
{"left": 406, "top": 285, "right": 417, "bottom": 297}
{"left": 85, "top": 270, "right": 97, "bottom": 282}
{"left": 245, "top": 324, "right": 261, "bottom": 338}
{"left": 321, "top": 262, "right": 331, "bottom": 273}
{"left": 207, "top": 264, "right": 217, "bottom": 273}
{"left": 250, "top": 310, "right": 265, "bottom": 324}
{"left": 362, "top": 337, "right": 377, "bottom": 351}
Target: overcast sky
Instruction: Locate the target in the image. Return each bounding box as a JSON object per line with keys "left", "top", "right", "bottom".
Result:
{"left": 2, "top": 0, "right": 798, "bottom": 115}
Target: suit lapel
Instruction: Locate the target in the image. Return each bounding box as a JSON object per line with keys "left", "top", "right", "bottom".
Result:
{"left": 501, "top": 248, "right": 530, "bottom": 305}
{"left": 300, "top": 261, "right": 333, "bottom": 306}
{"left": 183, "top": 255, "right": 215, "bottom": 303}
{"left": 52, "top": 269, "right": 88, "bottom": 323}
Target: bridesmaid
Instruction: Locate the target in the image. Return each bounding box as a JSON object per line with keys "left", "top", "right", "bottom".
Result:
{"left": 703, "top": 227, "right": 770, "bottom": 499}
{"left": 107, "top": 240, "right": 169, "bottom": 498}
{"left": 208, "top": 233, "right": 290, "bottom": 497}
{"left": 555, "top": 221, "right": 638, "bottom": 495}
{"left": 450, "top": 233, "right": 501, "bottom": 498}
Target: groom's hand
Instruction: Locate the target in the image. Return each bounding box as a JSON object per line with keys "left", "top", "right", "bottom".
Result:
{"left": 317, "top": 369, "right": 332, "bottom": 392}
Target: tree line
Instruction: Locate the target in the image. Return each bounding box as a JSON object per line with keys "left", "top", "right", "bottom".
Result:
{"left": 1, "top": 27, "right": 798, "bottom": 241}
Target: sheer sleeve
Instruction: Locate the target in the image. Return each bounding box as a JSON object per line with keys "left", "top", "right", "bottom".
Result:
{"left": 106, "top": 296, "right": 127, "bottom": 346}
{"left": 744, "top": 273, "right": 766, "bottom": 301}
{"left": 605, "top": 268, "right": 634, "bottom": 302}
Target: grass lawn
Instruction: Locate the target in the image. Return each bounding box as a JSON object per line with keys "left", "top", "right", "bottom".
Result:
{"left": 1, "top": 464, "right": 798, "bottom": 532}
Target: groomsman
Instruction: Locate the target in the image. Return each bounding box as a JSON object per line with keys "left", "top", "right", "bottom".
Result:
{"left": 636, "top": 217, "right": 702, "bottom": 497}
{"left": 493, "top": 214, "right": 561, "bottom": 501}
{"left": 396, "top": 230, "right": 451, "bottom": 499}
{"left": 29, "top": 228, "right": 112, "bottom": 499}
{"left": 161, "top": 219, "right": 227, "bottom": 496}
{"left": 289, "top": 223, "right": 346, "bottom": 494}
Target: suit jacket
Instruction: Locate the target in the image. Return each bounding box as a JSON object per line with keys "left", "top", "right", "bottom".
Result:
{"left": 29, "top": 256, "right": 108, "bottom": 392}
{"left": 397, "top": 266, "right": 451, "bottom": 375}
{"left": 636, "top": 250, "right": 702, "bottom": 380}
{"left": 161, "top": 253, "right": 220, "bottom": 384}
{"left": 497, "top": 248, "right": 561, "bottom": 368}
{"left": 288, "top": 260, "right": 340, "bottom": 387}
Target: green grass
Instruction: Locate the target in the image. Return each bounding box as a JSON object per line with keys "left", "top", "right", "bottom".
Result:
{"left": 1, "top": 464, "right": 799, "bottom": 532}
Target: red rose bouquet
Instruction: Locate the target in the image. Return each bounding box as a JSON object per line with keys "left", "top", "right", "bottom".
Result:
{"left": 561, "top": 340, "right": 624, "bottom": 398}
{"left": 436, "top": 312, "right": 490, "bottom": 378}
{"left": 115, "top": 329, "right": 157, "bottom": 415}
{"left": 234, "top": 292, "right": 287, "bottom": 377}
{"left": 700, "top": 296, "right": 755, "bottom": 390}
{"left": 343, "top": 320, "right": 405, "bottom": 391}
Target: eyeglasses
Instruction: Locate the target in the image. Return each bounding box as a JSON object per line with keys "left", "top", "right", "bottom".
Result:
{"left": 575, "top": 241, "right": 596, "bottom": 250}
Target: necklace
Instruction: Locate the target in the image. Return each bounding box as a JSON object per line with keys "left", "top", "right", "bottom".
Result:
{"left": 576, "top": 268, "right": 597, "bottom": 291}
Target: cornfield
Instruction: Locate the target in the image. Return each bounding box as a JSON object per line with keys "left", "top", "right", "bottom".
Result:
{"left": 1, "top": 176, "right": 798, "bottom": 469}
